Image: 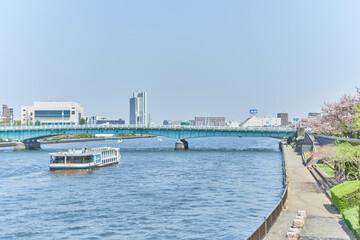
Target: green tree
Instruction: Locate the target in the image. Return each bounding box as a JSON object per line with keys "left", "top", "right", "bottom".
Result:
{"left": 352, "top": 104, "right": 360, "bottom": 229}
{"left": 79, "top": 118, "right": 86, "bottom": 125}
{"left": 354, "top": 104, "right": 360, "bottom": 138}
{"left": 35, "top": 120, "right": 41, "bottom": 126}
{"left": 336, "top": 141, "right": 360, "bottom": 181}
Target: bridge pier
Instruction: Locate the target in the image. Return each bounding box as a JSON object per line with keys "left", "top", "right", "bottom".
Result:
{"left": 14, "top": 140, "right": 41, "bottom": 151}
{"left": 175, "top": 139, "right": 189, "bottom": 150}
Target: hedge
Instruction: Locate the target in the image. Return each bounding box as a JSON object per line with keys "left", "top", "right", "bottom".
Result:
{"left": 330, "top": 180, "right": 360, "bottom": 211}
{"left": 342, "top": 206, "right": 360, "bottom": 239}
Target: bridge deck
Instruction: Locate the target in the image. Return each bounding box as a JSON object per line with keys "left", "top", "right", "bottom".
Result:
{"left": 0, "top": 125, "right": 297, "bottom": 141}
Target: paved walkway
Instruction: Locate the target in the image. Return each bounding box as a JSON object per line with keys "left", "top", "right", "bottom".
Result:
{"left": 264, "top": 146, "right": 356, "bottom": 240}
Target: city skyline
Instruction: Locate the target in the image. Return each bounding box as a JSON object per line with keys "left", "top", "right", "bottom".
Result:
{"left": 1, "top": 1, "right": 359, "bottom": 123}
{"left": 2, "top": 98, "right": 293, "bottom": 126}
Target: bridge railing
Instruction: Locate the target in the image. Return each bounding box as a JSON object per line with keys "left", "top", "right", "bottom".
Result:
{"left": 0, "top": 124, "right": 296, "bottom": 132}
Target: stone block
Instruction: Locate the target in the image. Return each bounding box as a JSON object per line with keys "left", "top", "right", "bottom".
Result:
{"left": 286, "top": 232, "right": 297, "bottom": 240}
{"left": 288, "top": 227, "right": 300, "bottom": 237}
{"left": 293, "top": 218, "right": 304, "bottom": 228}
{"left": 298, "top": 210, "right": 306, "bottom": 219}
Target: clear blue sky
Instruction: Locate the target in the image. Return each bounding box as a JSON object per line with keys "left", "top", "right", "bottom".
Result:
{"left": 1, "top": 1, "right": 359, "bottom": 124}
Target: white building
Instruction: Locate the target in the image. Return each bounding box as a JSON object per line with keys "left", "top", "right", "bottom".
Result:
{"left": 21, "top": 101, "right": 84, "bottom": 126}
{"left": 129, "top": 91, "right": 148, "bottom": 126}
{"left": 227, "top": 121, "right": 241, "bottom": 127}
{"left": 240, "top": 116, "right": 281, "bottom": 127}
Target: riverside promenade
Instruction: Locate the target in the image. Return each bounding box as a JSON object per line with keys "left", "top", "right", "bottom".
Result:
{"left": 264, "top": 146, "right": 355, "bottom": 240}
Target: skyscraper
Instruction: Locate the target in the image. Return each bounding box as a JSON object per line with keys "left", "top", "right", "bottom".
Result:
{"left": 277, "top": 113, "right": 289, "bottom": 126}
{"left": 129, "top": 91, "right": 148, "bottom": 126}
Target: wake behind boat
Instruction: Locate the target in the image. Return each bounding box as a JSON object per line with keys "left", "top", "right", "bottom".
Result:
{"left": 49, "top": 147, "right": 121, "bottom": 172}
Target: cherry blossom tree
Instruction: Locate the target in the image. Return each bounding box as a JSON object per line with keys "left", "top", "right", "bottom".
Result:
{"left": 302, "top": 88, "right": 360, "bottom": 137}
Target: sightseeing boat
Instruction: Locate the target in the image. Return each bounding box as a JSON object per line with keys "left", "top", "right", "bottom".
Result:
{"left": 49, "top": 147, "right": 121, "bottom": 172}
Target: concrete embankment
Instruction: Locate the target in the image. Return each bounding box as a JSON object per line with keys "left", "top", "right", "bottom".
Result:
{"left": 0, "top": 135, "right": 155, "bottom": 148}
{"left": 264, "top": 146, "right": 355, "bottom": 240}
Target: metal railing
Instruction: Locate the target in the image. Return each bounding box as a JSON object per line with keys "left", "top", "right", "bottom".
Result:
{"left": 247, "top": 143, "right": 288, "bottom": 240}
{"left": 303, "top": 132, "right": 316, "bottom": 166}
{"left": 344, "top": 189, "right": 360, "bottom": 208}
{"left": 0, "top": 124, "right": 296, "bottom": 132}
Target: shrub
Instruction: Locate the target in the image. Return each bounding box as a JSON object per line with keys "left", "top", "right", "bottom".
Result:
{"left": 296, "top": 136, "right": 304, "bottom": 142}
{"left": 330, "top": 180, "right": 360, "bottom": 211}
{"left": 342, "top": 206, "right": 360, "bottom": 239}
{"left": 76, "top": 134, "right": 93, "bottom": 138}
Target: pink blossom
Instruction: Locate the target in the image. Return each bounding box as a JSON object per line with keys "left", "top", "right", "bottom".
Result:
{"left": 302, "top": 88, "right": 360, "bottom": 136}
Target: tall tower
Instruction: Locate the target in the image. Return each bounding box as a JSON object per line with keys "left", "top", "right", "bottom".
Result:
{"left": 129, "top": 91, "right": 148, "bottom": 126}
{"left": 277, "top": 113, "right": 289, "bottom": 126}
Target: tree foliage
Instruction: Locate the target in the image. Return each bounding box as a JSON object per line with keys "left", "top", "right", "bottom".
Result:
{"left": 302, "top": 88, "right": 360, "bottom": 137}
{"left": 79, "top": 118, "right": 86, "bottom": 125}
{"left": 335, "top": 141, "right": 360, "bottom": 182}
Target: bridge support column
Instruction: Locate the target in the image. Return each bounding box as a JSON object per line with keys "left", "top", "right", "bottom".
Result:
{"left": 14, "top": 140, "right": 41, "bottom": 151}
{"left": 175, "top": 139, "right": 189, "bottom": 150}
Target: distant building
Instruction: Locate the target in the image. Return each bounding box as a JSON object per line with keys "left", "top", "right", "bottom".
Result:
{"left": 193, "top": 117, "right": 226, "bottom": 126}
{"left": 96, "top": 119, "right": 125, "bottom": 125}
{"left": 163, "top": 120, "right": 183, "bottom": 126}
{"left": 129, "top": 91, "right": 148, "bottom": 126}
{"left": 21, "top": 101, "right": 84, "bottom": 125}
{"left": 308, "top": 112, "right": 320, "bottom": 117}
{"left": 277, "top": 113, "right": 289, "bottom": 126}
{"left": 240, "top": 116, "right": 281, "bottom": 127}
{"left": 2, "top": 104, "right": 13, "bottom": 120}
{"left": 86, "top": 115, "right": 99, "bottom": 125}
{"left": 227, "top": 121, "right": 241, "bottom": 127}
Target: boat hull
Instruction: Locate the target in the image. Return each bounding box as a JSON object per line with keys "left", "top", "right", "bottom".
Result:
{"left": 50, "top": 161, "right": 119, "bottom": 172}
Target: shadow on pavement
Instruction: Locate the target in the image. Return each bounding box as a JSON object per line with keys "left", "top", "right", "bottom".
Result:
{"left": 323, "top": 203, "right": 340, "bottom": 214}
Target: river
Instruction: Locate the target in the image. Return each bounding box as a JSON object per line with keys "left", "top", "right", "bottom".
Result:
{"left": 0, "top": 137, "right": 283, "bottom": 239}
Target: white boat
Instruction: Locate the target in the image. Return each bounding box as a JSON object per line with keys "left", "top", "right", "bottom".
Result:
{"left": 118, "top": 139, "right": 123, "bottom": 143}
{"left": 157, "top": 138, "right": 163, "bottom": 142}
{"left": 49, "top": 147, "right": 121, "bottom": 172}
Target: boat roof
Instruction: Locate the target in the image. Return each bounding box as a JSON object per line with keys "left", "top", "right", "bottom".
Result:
{"left": 50, "top": 147, "right": 120, "bottom": 156}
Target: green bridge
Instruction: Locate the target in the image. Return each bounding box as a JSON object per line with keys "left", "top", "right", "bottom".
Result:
{"left": 0, "top": 125, "right": 297, "bottom": 150}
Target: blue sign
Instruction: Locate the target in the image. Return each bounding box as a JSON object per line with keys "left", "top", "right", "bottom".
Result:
{"left": 249, "top": 109, "right": 258, "bottom": 115}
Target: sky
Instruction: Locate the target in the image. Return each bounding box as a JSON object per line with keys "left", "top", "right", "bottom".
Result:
{"left": 1, "top": 0, "right": 359, "bottom": 124}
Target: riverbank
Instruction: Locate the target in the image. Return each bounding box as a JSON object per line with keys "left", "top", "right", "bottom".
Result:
{"left": 0, "top": 135, "right": 155, "bottom": 148}
{"left": 264, "top": 146, "right": 355, "bottom": 239}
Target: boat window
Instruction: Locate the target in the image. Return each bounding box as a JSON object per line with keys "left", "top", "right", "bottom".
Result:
{"left": 84, "top": 156, "right": 92, "bottom": 163}
{"left": 51, "top": 156, "right": 65, "bottom": 164}
{"left": 66, "top": 156, "right": 92, "bottom": 164}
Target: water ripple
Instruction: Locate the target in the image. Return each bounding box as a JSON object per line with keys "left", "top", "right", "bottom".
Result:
{"left": 0, "top": 137, "right": 283, "bottom": 239}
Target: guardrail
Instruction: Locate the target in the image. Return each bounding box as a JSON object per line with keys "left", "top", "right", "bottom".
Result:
{"left": 247, "top": 143, "right": 288, "bottom": 240}
{"left": 303, "top": 132, "right": 316, "bottom": 166}
{"left": 344, "top": 189, "right": 360, "bottom": 208}
{"left": 315, "top": 134, "right": 360, "bottom": 146}
{"left": 0, "top": 124, "right": 296, "bottom": 132}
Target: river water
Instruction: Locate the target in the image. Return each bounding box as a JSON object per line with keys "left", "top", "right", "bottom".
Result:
{"left": 0, "top": 137, "right": 283, "bottom": 240}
